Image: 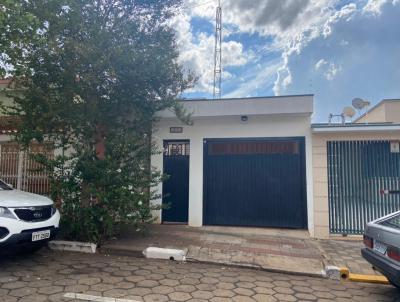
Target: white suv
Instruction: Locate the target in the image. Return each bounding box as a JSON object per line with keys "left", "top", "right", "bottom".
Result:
{"left": 0, "top": 179, "right": 60, "bottom": 253}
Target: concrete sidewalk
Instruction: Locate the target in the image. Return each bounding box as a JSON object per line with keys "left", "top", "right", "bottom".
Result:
{"left": 101, "top": 224, "right": 375, "bottom": 277}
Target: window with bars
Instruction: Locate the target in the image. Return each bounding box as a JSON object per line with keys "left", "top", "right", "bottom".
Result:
{"left": 163, "top": 141, "right": 190, "bottom": 156}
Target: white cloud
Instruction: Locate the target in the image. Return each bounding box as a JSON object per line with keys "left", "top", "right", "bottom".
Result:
{"left": 223, "top": 59, "right": 281, "bottom": 98}
{"left": 325, "top": 63, "right": 342, "bottom": 81}
{"left": 176, "top": 0, "right": 400, "bottom": 111}
{"left": 362, "top": 0, "right": 396, "bottom": 15}
{"left": 314, "top": 59, "right": 341, "bottom": 80}
{"left": 274, "top": 3, "right": 357, "bottom": 94}
{"left": 279, "top": 1, "right": 400, "bottom": 121}
{"left": 170, "top": 9, "right": 248, "bottom": 93}
{"left": 315, "top": 59, "right": 328, "bottom": 70}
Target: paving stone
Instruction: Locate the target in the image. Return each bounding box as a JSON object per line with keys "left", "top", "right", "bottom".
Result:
{"left": 234, "top": 288, "right": 255, "bottom": 296}
{"left": 175, "top": 284, "right": 197, "bottom": 293}
{"left": 53, "top": 278, "right": 77, "bottom": 286}
{"left": 168, "top": 291, "right": 193, "bottom": 301}
{"left": 295, "top": 292, "right": 317, "bottom": 300}
{"left": 273, "top": 293, "right": 297, "bottom": 301}
{"left": 90, "top": 282, "right": 116, "bottom": 292}
{"left": 143, "top": 293, "right": 169, "bottom": 302}
{"left": 152, "top": 285, "right": 174, "bottom": 295}
{"left": 9, "top": 286, "right": 37, "bottom": 298}
{"left": 217, "top": 282, "right": 235, "bottom": 290}
{"left": 147, "top": 274, "right": 165, "bottom": 281}
{"left": 18, "top": 294, "right": 48, "bottom": 302}
{"left": 253, "top": 294, "right": 277, "bottom": 302}
{"left": 127, "top": 287, "right": 152, "bottom": 296}
{"left": 25, "top": 279, "right": 52, "bottom": 287}
{"left": 125, "top": 275, "right": 146, "bottom": 283}
{"left": 0, "top": 249, "right": 398, "bottom": 302}
{"left": 237, "top": 275, "right": 256, "bottom": 282}
{"left": 112, "top": 270, "right": 132, "bottom": 277}
{"left": 137, "top": 280, "right": 160, "bottom": 288}
{"left": 191, "top": 290, "right": 214, "bottom": 300}
{"left": 186, "top": 273, "right": 203, "bottom": 279}
{"left": 293, "top": 285, "right": 314, "bottom": 293}
{"left": 196, "top": 283, "right": 217, "bottom": 291}
{"left": 200, "top": 277, "right": 219, "bottom": 284}
{"left": 0, "top": 276, "right": 18, "bottom": 283}
{"left": 1, "top": 281, "right": 27, "bottom": 289}
{"left": 159, "top": 279, "right": 180, "bottom": 286}
{"left": 1, "top": 296, "right": 18, "bottom": 302}
{"left": 212, "top": 289, "right": 234, "bottom": 297}
{"left": 232, "top": 296, "right": 256, "bottom": 302}
{"left": 181, "top": 277, "right": 201, "bottom": 285}
{"left": 210, "top": 297, "right": 232, "bottom": 302}
{"left": 103, "top": 288, "right": 129, "bottom": 297}
{"left": 313, "top": 291, "right": 336, "bottom": 299}
{"left": 37, "top": 286, "right": 64, "bottom": 295}
{"left": 274, "top": 286, "right": 295, "bottom": 294}
{"left": 78, "top": 277, "right": 101, "bottom": 285}
{"left": 236, "top": 281, "right": 256, "bottom": 289}
{"left": 253, "top": 287, "right": 275, "bottom": 295}
{"left": 115, "top": 281, "right": 135, "bottom": 289}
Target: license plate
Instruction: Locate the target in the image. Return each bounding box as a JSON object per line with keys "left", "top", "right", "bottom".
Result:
{"left": 374, "top": 240, "right": 387, "bottom": 254}
{"left": 32, "top": 230, "right": 51, "bottom": 242}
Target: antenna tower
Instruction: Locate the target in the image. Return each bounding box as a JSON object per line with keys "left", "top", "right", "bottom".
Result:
{"left": 213, "top": 0, "right": 222, "bottom": 99}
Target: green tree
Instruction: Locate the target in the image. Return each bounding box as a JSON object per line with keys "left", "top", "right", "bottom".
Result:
{"left": 1, "top": 0, "right": 193, "bottom": 244}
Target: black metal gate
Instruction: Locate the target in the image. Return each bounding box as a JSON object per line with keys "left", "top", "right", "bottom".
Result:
{"left": 162, "top": 141, "right": 189, "bottom": 223}
{"left": 203, "top": 137, "right": 307, "bottom": 228}
{"left": 328, "top": 140, "right": 400, "bottom": 234}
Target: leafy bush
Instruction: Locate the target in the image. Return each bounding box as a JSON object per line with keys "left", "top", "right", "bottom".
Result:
{"left": 2, "top": 0, "right": 193, "bottom": 244}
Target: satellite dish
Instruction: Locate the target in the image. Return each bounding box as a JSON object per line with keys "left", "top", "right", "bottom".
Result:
{"left": 352, "top": 98, "right": 370, "bottom": 110}
{"left": 342, "top": 106, "right": 356, "bottom": 118}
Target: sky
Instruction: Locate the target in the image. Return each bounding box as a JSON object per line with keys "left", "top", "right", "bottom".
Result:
{"left": 172, "top": 0, "right": 400, "bottom": 122}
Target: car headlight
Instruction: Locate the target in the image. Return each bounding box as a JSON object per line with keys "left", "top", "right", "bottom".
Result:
{"left": 51, "top": 204, "right": 58, "bottom": 216}
{"left": 0, "top": 207, "right": 16, "bottom": 219}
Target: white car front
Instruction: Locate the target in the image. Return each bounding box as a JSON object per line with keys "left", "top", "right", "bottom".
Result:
{"left": 0, "top": 180, "right": 60, "bottom": 253}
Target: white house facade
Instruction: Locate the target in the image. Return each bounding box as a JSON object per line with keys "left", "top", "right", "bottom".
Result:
{"left": 151, "top": 95, "right": 315, "bottom": 236}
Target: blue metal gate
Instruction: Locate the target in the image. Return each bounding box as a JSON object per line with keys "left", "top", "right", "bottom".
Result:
{"left": 203, "top": 137, "right": 307, "bottom": 228}
{"left": 162, "top": 141, "right": 189, "bottom": 223}
{"left": 328, "top": 140, "right": 400, "bottom": 234}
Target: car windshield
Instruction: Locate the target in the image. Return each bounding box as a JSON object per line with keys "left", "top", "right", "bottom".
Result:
{"left": 0, "top": 180, "right": 13, "bottom": 191}
{"left": 379, "top": 213, "right": 400, "bottom": 230}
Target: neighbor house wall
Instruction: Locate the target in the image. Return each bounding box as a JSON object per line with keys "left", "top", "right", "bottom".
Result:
{"left": 355, "top": 103, "right": 386, "bottom": 123}
{"left": 385, "top": 101, "right": 400, "bottom": 123}
{"left": 312, "top": 130, "right": 400, "bottom": 239}
{"left": 152, "top": 114, "right": 315, "bottom": 235}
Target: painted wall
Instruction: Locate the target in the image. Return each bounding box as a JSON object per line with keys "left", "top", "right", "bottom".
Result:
{"left": 385, "top": 101, "right": 400, "bottom": 123}
{"left": 356, "top": 100, "right": 400, "bottom": 124}
{"left": 312, "top": 130, "right": 400, "bottom": 239}
{"left": 151, "top": 113, "right": 315, "bottom": 235}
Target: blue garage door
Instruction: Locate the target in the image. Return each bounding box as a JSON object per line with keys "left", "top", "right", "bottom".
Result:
{"left": 203, "top": 138, "right": 307, "bottom": 228}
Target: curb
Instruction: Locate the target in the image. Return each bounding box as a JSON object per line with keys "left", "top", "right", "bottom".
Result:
{"left": 186, "top": 257, "right": 326, "bottom": 279}
{"left": 98, "top": 247, "right": 145, "bottom": 258}
{"left": 49, "top": 240, "right": 97, "bottom": 254}
{"left": 98, "top": 245, "right": 326, "bottom": 279}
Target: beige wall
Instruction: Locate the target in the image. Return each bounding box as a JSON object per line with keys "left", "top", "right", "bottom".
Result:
{"left": 356, "top": 100, "right": 400, "bottom": 123}
{"left": 385, "top": 101, "right": 400, "bottom": 123}
{"left": 356, "top": 103, "right": 386, "bottom": 123}
{"left": 312, "top": 130, "right": 400, "bottom": 238}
